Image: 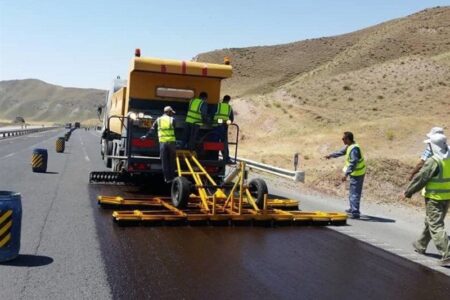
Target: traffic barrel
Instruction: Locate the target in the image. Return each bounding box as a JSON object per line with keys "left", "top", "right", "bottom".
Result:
{"left": 31, "top": 148, "right": 48, "bottom": 173}
{"left": 0, "top": 191, "right": 22, "bottom": 262}
{"left": 56, "top": 137, "right": 65, "bottom": 153}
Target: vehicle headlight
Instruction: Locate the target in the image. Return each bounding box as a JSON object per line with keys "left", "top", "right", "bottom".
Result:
{"left": 129, "top": 112, "right": 137, "bottom": 120}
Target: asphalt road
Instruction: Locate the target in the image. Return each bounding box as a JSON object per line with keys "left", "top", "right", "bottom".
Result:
{"left": 1, "top": 129, "right": 450, "bottom": 299}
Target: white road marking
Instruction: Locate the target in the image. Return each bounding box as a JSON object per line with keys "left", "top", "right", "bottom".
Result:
{"left": 79, "top": 134, "right": 91, "bottom": 162}
{"left": 0, "top": 153, "right": 15, "bottom": 160}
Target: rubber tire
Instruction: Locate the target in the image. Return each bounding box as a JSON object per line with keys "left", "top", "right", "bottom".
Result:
{"left": 171, "top": 177, "right": 191, "bottom": 208}
{"left": 105, "top": 140, "right": 112, "bottom": 168}
{"left": 248, "top": 178, "right": 268, "bottom": 209}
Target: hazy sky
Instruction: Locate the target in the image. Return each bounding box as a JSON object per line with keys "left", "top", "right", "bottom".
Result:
{"left": 1, "top": 0, "right": 448, "bottom": 89}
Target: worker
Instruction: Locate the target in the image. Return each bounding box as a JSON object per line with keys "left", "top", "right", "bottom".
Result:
{"left": 213, "top": 95, "right": 234, "bottom": 163}
{"left": 141, "top": 106, "right": 177, "bottom": 183}
{"left": 184, "top": 92, "right": 208, "bottom": 150}
{"left": 409, "top": 127, "right": 445, "bottom": 181}
{"left": 324, "top": 131, "right": 366, "bottom": 219}
{"left": 400, "top": 133, "right": 450, "bottom": 267}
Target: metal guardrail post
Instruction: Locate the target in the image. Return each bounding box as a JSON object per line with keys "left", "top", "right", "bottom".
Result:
{"left": 235, "top": 156, "right": 305, "bottom": 183}
{"left": 0, "top": 127, "right": 59, "bottom": 139}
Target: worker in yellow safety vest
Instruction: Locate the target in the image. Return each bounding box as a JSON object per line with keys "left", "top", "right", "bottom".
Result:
{"left": 184, "top": 92, "right": 208, "bottom": 150}
{"left": 213, "top": 95, "right": 234, "bottom": 163}
{"left": 325, "top": 131, "right": 366, "bottom": 219}
{"left": 401, "top": 133, "right": 450, "bottom": 267}
{"left": 142, "top": 106, "right": 177, "bottom": 183}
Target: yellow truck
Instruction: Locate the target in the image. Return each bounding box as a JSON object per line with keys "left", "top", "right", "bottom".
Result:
{"left": 95, "top": 50, "right": 233, "bottom": 183}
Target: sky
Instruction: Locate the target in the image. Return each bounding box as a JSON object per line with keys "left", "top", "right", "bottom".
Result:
{"left": 0, "top": 0, "right": 448, "bottom": 89}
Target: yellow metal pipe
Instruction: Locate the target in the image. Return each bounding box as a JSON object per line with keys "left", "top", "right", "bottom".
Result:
{"left": 158, "top": 199, "right": 187, "bottom": 216}
{"left": 223, "top": 172, "right": 240, "bottom": 212}
{"left": 184, "top": 157, "right": 200, "bottom": 184}
{"left": 191, "top": 155, "right": 218, "bottom": 186}
{"left": 176, "top": 155, "right": 182, "bottom": 177}
{"left": 238, "top": 163, "right": 244, "bottom": 215}
{"left": 245, "top": 189, "right": 260, "bottom": 212}
{"left": 263, "top": 194, "right": 268, "bottom": 212}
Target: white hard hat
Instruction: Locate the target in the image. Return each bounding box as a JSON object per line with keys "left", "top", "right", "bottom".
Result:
{"left": 429, "top": 133, "right": 449, "bottom": 159}
{"left": 164, "top": 106, "right": 175, "bottom": 114}
{"left": 424, "top": 127, "right": 444, "bottom": 143}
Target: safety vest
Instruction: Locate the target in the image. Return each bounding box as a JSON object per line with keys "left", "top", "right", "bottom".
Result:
{"left": 344, "top": 143, "right": 366, "bottom": 176}
{"left": 422, "top": 156, "right": 450, "bottom": 201}
{"left": 157, "top": 115, "right": 176, "bottom": 143}
{"left": 185, "top": 98, "right": 204, "bottom": 125}
{"left": 213, "top": 103, "right": 231, "bottom": 124}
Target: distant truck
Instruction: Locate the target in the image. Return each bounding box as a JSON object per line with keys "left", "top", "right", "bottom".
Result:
{"left": 98, "top": 50, "right": 233, "bottom": 181}
{"left": 65, "top": 123, "right": 72, "bottom": 129}
{"left": 74, "top": 122, "right": 81, "bottom": 128}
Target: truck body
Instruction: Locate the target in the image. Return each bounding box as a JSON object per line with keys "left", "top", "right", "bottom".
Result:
{"left": 100, "top": 53, "right": 233, "bottom": 180}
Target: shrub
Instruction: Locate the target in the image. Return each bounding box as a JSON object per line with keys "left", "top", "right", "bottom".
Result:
{"left": 386, "top": 130, "right": 395, "bottom": 141}
{"left": 377, "top": 95, "right": 384, "bottom": 100}
{"left": 343, "top": 85, "right": 351, "bottom": 91}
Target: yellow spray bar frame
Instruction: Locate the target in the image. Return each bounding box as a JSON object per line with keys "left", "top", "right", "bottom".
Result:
{"left": 98, "top": 151, "right": 347, "bottom": 226}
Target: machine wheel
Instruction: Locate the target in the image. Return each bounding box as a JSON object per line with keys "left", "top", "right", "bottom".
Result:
{"left": 105, "top": 140, "right": 113, "bottom": 168}
{"left": 171, "top": 177, "right": 191, "bottom": 208}
{"left": 248, "top": 178, "right": 268, "bottom": 208}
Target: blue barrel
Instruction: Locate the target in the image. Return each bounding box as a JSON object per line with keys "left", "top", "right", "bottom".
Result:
{"left": 32, "top": 148, "right": 48, "bottom": 173}
{"left": 0, "top": 191, "right": 22, "bottom": 262}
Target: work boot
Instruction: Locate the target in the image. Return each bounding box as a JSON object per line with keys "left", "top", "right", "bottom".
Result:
{"left": 412, "top": 241, "right": 426, "bottom": 255}
{"left": 349, "top": 214, "right": 360, "bottom": 219}
{"left": 439, "top": 257, "right": 450, "bottom": 267}
{"left": 345, "top": 209, "right": 352, "bottom": 213}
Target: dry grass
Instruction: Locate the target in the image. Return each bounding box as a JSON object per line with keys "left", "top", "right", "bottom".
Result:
{"left": 0, "top": 79, "right": 106, "bottom": 123}
{"left": 216, "top": 7, "right": 450, "bottom": 207}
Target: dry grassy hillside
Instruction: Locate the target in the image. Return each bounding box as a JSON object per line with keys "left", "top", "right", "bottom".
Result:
{"left": 0, "top": 79, "right": 106, "bottom": 123}
{"left": 199, "top": 7, "right": 450, "bottom": 206}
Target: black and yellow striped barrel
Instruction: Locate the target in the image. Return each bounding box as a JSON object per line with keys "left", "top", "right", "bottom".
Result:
{"left": 31, "top": 148, "right": 48, "bottom": 173}
{"left": 56, "top": 137, "right": 65, "bottom": 153}
{"left": 0, "top": 191, "right": 22, "bottom": 262}
{"left": 0, "top": 210, "right": 12, "bottom": 249}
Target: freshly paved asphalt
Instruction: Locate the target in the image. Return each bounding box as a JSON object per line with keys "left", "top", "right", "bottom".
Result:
{"left": 1, "top": 129, "right": 449, "bottom": 299}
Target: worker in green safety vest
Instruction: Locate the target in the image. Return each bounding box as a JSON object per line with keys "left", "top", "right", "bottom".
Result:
{"left": 401, "top": 133, "right": 450, "bottom": 267}
{"left": 325, "top": 131, "right": 366, "bottom": 219}
{"left": 213, "top": 95, "right": 234, "bottom": 163}
{"left": 184, "top": 92, "right": 208, "bottom": 150}
{"left": 142, "top": 106, "right": 177, "bottom": 183}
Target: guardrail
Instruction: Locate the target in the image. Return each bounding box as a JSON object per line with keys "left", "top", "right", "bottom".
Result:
{"left": 236, "top": 157, "right": 305, "bottom": 183}
{"left": 0, "top": 127, "right": 59, "bottom": 138}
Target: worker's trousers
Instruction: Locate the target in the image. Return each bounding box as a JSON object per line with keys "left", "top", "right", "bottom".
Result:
{"left": 183, "top": 123, "right": 200, "bottom": 150}
{"left": 416, "top": 198, "right": 450, "bottom": 259}
{"left": 348, "top": 175, "right": 364, "bottom": 215}
{"left": 160, "top": 142, "right": 176, "bottom": 182}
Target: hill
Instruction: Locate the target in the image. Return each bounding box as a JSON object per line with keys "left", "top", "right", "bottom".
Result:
{"left": 197, "top": 6, "right": 450, "bottom": 96}
{"left": 197, "top": 6, "right": 450, "bottom": 206}
{"left": 1, "top": 7, "right": 449, "bottom": 207}
{"left": 0, "top": 79, "right": 106, "bottom": 123}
